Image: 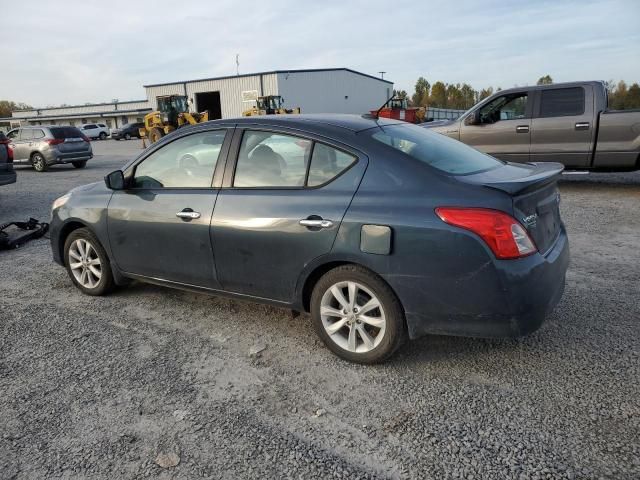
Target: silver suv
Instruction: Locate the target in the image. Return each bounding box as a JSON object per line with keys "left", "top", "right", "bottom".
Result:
{"left": 7, "top": 126, "right": 93, "bottom": 172}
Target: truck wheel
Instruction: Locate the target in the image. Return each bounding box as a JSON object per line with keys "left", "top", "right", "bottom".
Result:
{"left": 310, "top": 265, "right": 406, "bottom": 364}
{"left": 148, "top": 128, "right": 163, "bottom": 143}
{"left": 31, "top": 153, "right": 48, "bottom": 172}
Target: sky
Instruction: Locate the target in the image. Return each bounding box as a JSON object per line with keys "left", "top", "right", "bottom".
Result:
{"left": 2, "top": 0, "right": 639, "bottom": 107}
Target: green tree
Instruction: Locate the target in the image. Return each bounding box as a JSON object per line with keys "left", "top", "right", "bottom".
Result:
{"left": 412, "top": 77, "right": 430, "bottom": 107}
{"left": 446, "top": 83, "right": 464, "bottom": 109}
{"left": 536, "top": 75, "right": 553, "bottom": 85}
{"left": 610, "top": 80, "right": 628, "bottom": 109}
{"left": 393, "top": 89, "right": 408, "bottom": 99}
{"left": 429, "top": 81, "right": 447, "bottom": 108}
{"left": 459, "top": 83, "right": 476, "bottom": 109}
{"left": 626, "top": 83, "right": 640, "bottom": 109}
{"left": 0, "top": 100, "right": 32, "bottom": 118}
{"left": 478, "top": 87, "right": 494, "bottom": 101}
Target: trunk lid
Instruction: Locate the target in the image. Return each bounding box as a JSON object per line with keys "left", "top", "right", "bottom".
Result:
{"left": 457, "top": 162, "right": 564, "bottom": 254}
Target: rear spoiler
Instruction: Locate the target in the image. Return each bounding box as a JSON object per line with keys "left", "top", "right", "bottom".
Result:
{"left": 457, "top": 162, "right": 564, "bottom": 195}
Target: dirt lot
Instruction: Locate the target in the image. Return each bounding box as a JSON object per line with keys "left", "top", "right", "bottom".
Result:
{"left": 1, "top": 140, "right": 638, "bottom": 479}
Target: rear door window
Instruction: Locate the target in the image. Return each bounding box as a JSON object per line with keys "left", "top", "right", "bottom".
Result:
{"left": 32, "top": 129, "right": 45, "bottom": 139}
{"left": 234, "top": 131, "right": 311, "bottom": 187}
{"left": 539, "top": 87, "right": 585, "bottom": 117}
{"left": 370, "top": 124, "right": 503, "bottom": 175}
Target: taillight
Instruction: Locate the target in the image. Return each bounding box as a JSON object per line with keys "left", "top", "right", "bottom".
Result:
{"left": 82, "top": 135, "right": 90, "bottom": 142}
{"left": 435, "top": 207, "right": 537, "bottom": 260}
{"left": 46, "top": 138, "right": 64, "bottom": 146}
{"left": 6, "top": 144, "right": 13, "bottom": 161}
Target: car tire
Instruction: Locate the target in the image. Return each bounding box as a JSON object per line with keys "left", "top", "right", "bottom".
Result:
{"left": 99, "top": 132, "right": 107, "bottom": 140}
{"left": 310, "top": 265, "right": 406, "bottom": 364}
{"left": 31, "top": 152, "right": 48, "bottom": 172}
{"left": 63, "top": 228, "right": 115, "bottom": 296}
{"left": 148, "top": 127, "right": 163, "bottom": 143}
{"left": 72, "top": 161, "right": 87, "bottom": 169}
{"left": 124, "top": 133, "right": 131, "bottom": 140}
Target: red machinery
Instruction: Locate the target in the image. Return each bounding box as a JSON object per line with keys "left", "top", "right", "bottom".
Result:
{"left": 370, "top": 97, "right": 425, "bottom": 123}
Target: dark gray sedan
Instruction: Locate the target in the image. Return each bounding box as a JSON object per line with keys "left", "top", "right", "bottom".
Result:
{"left": 50, "top": 115, "right": 569, "bottom": 363}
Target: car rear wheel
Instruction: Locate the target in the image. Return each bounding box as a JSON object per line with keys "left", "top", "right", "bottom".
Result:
{"left": 63, "top": 228, "right": 115, "bottom": 296}
{"left": 31, "top": 153, "right": 47, "bottom": 172}
{"left": 124, "top": 133, "right": 131, "bottom": 140}
{"left": 310, "top": 265, "right": 405, "bottom": 364}
{"left": 72, "top": 161, "right": 87, "bottom": 169}
{"left": 99, "top": 132, "right": 107, "bottom": 140}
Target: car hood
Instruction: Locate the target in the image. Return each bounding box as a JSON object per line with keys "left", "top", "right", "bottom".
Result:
{"left": 112, "top": 129, "right": 121, "bottom": 134}
{"left": 420, "top": 119, "right": 457, "bottom": 129}
{"left": 69, "top": 181, "right": 106, "bottom": 195}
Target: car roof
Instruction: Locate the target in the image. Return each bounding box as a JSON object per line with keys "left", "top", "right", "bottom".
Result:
{"left": 495, "top": 80, "right": 606, "bottom": 96}
{"left": 206, "top": 114, "right": 406, "bottom": 133}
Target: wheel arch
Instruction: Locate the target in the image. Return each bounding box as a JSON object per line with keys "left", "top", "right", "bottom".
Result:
{"left": 57, "top": 220, "right": 92, "bottom": 261}
{"left": 298, "top": 257, "right": 405, "bottom": 317}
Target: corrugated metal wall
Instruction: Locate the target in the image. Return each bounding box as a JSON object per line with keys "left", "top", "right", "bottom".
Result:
{"left": 276, "top": 71, "right": 391, "bottom": 115}
{"left": 145, "top": 74, "right": 279, "bottom": 118}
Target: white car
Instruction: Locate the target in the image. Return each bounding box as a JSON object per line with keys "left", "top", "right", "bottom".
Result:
{"left": 79, "top": 123, "right": 110, "bottom": 140}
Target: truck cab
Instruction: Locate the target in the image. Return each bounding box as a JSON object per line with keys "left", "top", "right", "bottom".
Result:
{"left": 424, "top": 81, "right": 639, "bottom": 170}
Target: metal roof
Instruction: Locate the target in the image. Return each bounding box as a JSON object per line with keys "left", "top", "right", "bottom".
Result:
{"left": 12, "top": 99, "right": 149, "bottom": 113}
{"left": 143, "top": 68, "right": 393, "bottom": 88}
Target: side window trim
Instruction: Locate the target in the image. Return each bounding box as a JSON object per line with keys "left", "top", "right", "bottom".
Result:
{"left": 125, "top": 128, "right": 233, "bottom": 190}
{"left": 478, "top": 90, "right": 532, "bottom": 122}
{"left": 223, "top": 127, "right": 361, "bottom": 190}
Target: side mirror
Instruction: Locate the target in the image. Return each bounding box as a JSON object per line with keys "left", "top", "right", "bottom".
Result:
{"left": 104, "top": 170, "right": 125, "bottom": 190}
{"left": 466, "top": 110, "right": 481, "bottom": 125}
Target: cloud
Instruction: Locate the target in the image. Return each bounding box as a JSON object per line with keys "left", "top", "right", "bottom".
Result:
{"left": 3, "top": 0, "right": 639, "bottom": 106}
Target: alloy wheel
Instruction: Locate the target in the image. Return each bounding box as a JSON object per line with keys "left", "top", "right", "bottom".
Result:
{"left": 320, "top": 281, "right": 386, "bottom": 353}
{"left": 68, "top": 239, "right": 102, "bottom": 289}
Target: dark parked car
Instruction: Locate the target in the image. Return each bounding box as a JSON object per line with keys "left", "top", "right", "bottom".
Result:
{"left": 50, "top": 115, "right": 569, "bottom": 363}
{"left": 111, "top": 123, "right": 144, "bottom": 140}
{"left": 0, "top": 131, "right": 16, "bottom": 186}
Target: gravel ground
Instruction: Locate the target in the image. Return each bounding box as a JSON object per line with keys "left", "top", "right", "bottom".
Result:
{"left": 1, "top": 141, "right": 639, "bottom": 479}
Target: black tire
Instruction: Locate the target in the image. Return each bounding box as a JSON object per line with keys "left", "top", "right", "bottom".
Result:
{"left": 31, "top": 152, "right": 48, "bottom": 172}
{"left": 99, "top": 132, "right": 107, "bottom": 140}
{"left": 72, "top": 161, "right": 87, "bottom": 169}
{"left": 124, "top": 133, "right": 131, "bottom": 140}
{"left": 310, "top": 265, "right": 406, "bottom": 364}
{"left": 148, "top": 128, "right": 163, "bottom": 143}
{"left": 63, "top": 228, "right": 115, "bottom": 296}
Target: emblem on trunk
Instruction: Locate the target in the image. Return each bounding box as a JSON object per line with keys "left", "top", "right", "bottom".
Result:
{"left": 522, "top": 213, "right": 538, "bottom": 228}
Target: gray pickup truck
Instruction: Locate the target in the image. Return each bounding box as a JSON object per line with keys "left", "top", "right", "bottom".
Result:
{"left": 423, "top": 81, "right": 640, "bottom": 170}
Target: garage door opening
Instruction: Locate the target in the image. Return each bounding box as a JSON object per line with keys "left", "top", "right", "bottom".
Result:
{"left": 195, "top": 91, "right": 222, "bottom": 120}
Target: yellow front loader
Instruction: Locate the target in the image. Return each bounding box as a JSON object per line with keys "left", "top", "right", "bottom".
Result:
{"left": 243, "top": 95, "right": 300, "bottom": 116}
{"left": 140, "top": 95, "right": 209, "bottom": 143}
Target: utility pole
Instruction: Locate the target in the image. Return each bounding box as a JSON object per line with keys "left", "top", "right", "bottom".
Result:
{"left": 379, "top": 71, "right": 386, "bottom": 79}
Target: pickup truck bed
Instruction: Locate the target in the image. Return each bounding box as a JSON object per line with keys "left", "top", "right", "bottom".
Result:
{"left": 594, "top": 109, "right": 640, "bottom": 169}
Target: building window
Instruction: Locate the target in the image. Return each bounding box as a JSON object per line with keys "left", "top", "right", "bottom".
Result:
{"left": 136, "top": 117, "right": 143, "bottom": 123}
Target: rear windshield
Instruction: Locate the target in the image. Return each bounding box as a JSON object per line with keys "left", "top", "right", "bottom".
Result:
{"left": 51, "top": 127, "right": 83, "bottom": 139}
{"left": 368, "top": 124, "right": 503, "bottom": 175}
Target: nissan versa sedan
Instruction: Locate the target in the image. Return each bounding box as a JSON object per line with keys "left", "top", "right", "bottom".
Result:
{"left": 50, "top": 115, "right": 569, "bottom": 363}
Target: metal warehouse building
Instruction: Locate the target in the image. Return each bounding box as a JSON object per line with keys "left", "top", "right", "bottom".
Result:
{"left": 3, "top": 68, "right": 393, "bottom": 129}
{"left": 145, "top": 68, "right": 393, "bottom": 119}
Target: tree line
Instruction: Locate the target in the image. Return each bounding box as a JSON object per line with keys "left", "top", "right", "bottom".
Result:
{"left": 394, "top": 75, "right": 640, "bottom": 111}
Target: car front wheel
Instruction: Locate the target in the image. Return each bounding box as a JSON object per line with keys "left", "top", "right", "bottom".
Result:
{"left": 63, "top": 228, "right": 115, "bottom": 296}
{"left": 311, "top": 265, "right": 405, "bottom": 364}
{"left": 99, "top": 132, "right": 107, "bottom": 140}
{"left": 124, "top": 133, "right": 131, "bottom": 140}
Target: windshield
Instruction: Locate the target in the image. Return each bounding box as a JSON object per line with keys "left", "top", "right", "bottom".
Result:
{"left": 369, "top": 124, "right": 503, "bottom": 175}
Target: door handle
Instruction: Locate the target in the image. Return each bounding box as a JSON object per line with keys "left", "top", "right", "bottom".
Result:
{"left": 176, "top": 208, "right": 201, "bottom": 220}
{"left": 299, "top": 218, "right": 334, "bottom": 229}
{"left": 516, "top": 125, "right": 529, "bottom": 133}
{"left": 575, "top": 122, "right": 590, "bottom": 130}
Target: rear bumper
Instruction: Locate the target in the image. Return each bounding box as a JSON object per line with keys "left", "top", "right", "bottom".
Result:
{"left": 44, "top": 150, "right": 93, "bottom": 165}
{"left": 401, "top": 225, "right": 570, "bottom": 339}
